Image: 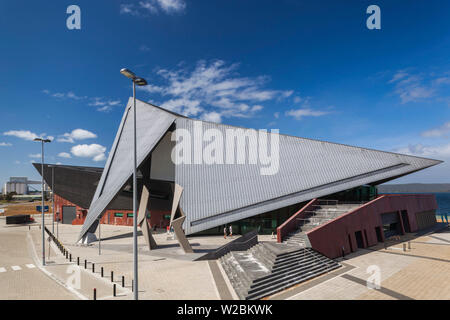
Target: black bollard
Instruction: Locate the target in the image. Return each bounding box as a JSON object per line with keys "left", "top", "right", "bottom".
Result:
{"left": 93, "top": 288, "right": 96, "bottom": 300}
{"left": 101, "top": 267, "right": 104, "bottom": 277}
{"left": 122, "top": 276, "right": 125, "bottom": 287}
{"left": 84, "top": 259, "right": 87, "bottom": 269}
{"left": 113, "top": 284, "right": 116, "bottom": 297}
{"left": 132, "top": 280, "right": 133, "bottom": 292}
{"left": 92, "top": 263, "right": 95, "bottom": 273}
{"left": 69, "top": 254, "right": 72, "bottom": 262}
{"left": 77, "top": 257, "right": 80, "bottom": 266}
{"left": 111, "top": 271, "right": 114, "bottom": 282}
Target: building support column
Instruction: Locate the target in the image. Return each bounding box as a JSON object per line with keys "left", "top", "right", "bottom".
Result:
{"left": 138, "top": 184, "right": 157, "bottom": 250}
{"left": 170, "top": 184, "right": 193, "bottom": 253}
{"left": 397, "top": 211, "right": 406, "bottom": 235}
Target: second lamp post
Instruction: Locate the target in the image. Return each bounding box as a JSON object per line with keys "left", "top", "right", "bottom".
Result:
{"left": 120, "top": 68, "right": 147, "bottom": 300}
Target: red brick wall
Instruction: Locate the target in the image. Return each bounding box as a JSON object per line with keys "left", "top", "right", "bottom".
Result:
{"left": 54, "top": 194, "right": 170, "bottom": 228}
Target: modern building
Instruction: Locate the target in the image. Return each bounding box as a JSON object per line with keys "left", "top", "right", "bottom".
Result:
{"left": 33, "top": 163, "right": 172, "bottom": 227}
{"left": 68, "top": 98, "right": 441, "bottom": 256}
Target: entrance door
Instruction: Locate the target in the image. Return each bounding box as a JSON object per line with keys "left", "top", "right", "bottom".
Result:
{"left": 355, "top": 231, "right": 364, "bottom": 249}
{"left": 62, "top": 206, "right": 76, "bottom": 224}
{"left": 381, "top": 212, "right": 401, "bottom": 238}
{"left": 375, "top": 226, "right": 383, "bottom": 242}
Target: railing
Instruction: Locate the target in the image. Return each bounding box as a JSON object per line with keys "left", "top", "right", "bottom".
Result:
{"left": 314, "top": 199, "right": 338, "bottom": 206}
{"left": 195, "top": 230, "right": 258, "bottom": 261}
{"left": 277, "top": 199, "right": 318, "bottom": 243}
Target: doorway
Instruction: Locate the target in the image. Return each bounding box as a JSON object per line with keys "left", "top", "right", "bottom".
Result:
{"left": 62, "top": 206, "right": 76, "bottom": 224}
{"left": 375, "top": 226, "right": 383, "bottom": 242}
{"left": 355, "top": 231, "right": 364, "bottom": 249}
{"left": 401, "top": 210, "right": 411, "bottom": 233}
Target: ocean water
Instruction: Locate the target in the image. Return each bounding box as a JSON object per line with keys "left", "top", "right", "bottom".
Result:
{"left": 435, "top": 193, "right": 450, "bottom": 217}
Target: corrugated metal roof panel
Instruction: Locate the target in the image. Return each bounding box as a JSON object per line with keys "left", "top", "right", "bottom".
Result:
{"left": 174, "top": 118, "right": 441, "bottom": 234}
{"left": 78, "top": 98, "right": 177, "bottom": 240}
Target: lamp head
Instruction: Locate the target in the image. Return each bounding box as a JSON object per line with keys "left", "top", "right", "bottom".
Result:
{"left": 120, "top": 68, "right": 136, "bottom": 80}
{"left": 134, "top": 77, "right": 148, "bottom": 86}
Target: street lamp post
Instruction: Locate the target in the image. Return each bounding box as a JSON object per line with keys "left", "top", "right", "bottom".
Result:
{"left": 49, "top": 165, "right": 55, "bottom": 234}
{"left": 120, "top": 68, "right": 147, "bottom": 300}
{"left": 34, "top": 138, "right": 51, "bottom": 266}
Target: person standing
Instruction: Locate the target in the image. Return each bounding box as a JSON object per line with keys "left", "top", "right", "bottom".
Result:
{"left": 442, "top": 212, "right": 449, "bottom": 224}
{"left": 229, "top": 225, "right": 233, "bottom": 237}
{"left": 224, "top": 226, "right": 227, "bottom": 239}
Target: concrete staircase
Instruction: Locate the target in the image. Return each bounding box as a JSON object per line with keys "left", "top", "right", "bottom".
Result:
{"left": 283, "top": 202, "right": 362, "bottom": 247}
{"left": 219, "top": 242, "right": 340, "bottom": 300}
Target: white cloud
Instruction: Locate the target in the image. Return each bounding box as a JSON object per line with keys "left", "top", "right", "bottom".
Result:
{"left": 71, "top": 144, "right": 106, "bottom": 162}
{"left": 43, "top": 90, "right": 86, "bottom": 100}
{"left": 160, "top": 98, "right": 202, "bottom": 117}
{"left": 89, "top": 98, "right": 122, "bottom": 112}
{"left": 120, "top": 0, "right": 185, "bottom": 16}
{"left": 157, "top": 0, "right": 186, "bottom": 13}
{"left": 293, "top": 96, "right": 302, "bottom": 103}
{"left": 421, "top": 122, "right": 450, "bottom": 138}
{"left": 201, "top": 111, "right": 222, "bottom": 123}
{"left": 394, "top": 143, "right": 450, "bottom": 159}
{"left": 28, "top": 153, "right": 41, "bottom": 159}
{"left": 285, "top": 108, "right": 329, "bottom": 120}
{"left": 0, "top": 142, "right": 12, "bottom": 147}
{"left": 58, "top": 129, "right": 97, "bottom": 143}
{"left": 388, "top": 70, "right": 450, "bottom": 104}
{"left": 4, "top": 130, "right": 39, "bottom": 141}
{"left": 138, "top": 60, "right": 292, "bottom": 121}
{"left": 58, "top": 152, "right": 72, "bottom": 159}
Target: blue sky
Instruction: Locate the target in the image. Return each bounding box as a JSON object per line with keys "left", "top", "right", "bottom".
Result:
{"left": 1, "top": 0, "right": 450, "bottom": 187}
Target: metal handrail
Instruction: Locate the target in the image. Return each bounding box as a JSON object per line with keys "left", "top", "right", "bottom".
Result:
{"left": 306, "top": 248, "right": 330, "bottom": 273}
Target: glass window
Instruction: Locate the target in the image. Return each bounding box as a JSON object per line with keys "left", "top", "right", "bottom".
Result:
{"left": 114, "top": 212, "right": 123, "bottom": 217}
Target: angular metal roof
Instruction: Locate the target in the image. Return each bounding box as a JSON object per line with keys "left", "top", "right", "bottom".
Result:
{"left": 79, "top": 99, "right": 442, "bottom": 239}
{"left": 33, "top": 163, "right": 135, "bottom": 211}
{"left": 78, "top": 98, "right": 177, "bottom": 240}
{"left": 175, "top": 118, "right": 441, "bottom": 234}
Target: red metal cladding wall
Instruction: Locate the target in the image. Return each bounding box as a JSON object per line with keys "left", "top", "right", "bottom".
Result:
{"left": 54, "top": 194, "right": 170, "bottom": 227}
{"left": 306, "top": 194, "right": 438, "bottom": 259}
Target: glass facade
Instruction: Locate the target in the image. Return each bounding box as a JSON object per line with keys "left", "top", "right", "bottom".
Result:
{"left": 196, "top": 201, "right": 304, "bottom": 236}
{"left": 193, "top": 185, "right": 378, "bottom": 236}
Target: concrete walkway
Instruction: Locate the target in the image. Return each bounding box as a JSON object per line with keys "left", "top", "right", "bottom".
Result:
{"left": 268, "top": 225, "right": 450, "bottom": 300}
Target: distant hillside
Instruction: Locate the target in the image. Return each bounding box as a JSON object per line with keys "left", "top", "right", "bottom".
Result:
{"left": 378, "top": 184, "right": 450, "bottom": 194}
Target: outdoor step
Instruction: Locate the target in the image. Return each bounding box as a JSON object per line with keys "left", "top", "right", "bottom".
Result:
{"left": 220, "top": 252, "right": 253, "bottom": 290}
{"left": 248, "top": 260, "right": 339, "bottom": 295}
{"left": 272, "top": 254, "right": 319, "bottom": 271}
{"left": 271, "top": 255, "right": 333, "bottom": 274}
{"left": 264, "top": 258, "right": 332, "bottom": 282}
{"left": 273, "top": 248, "right": 322, "bottom": 264}
{"left": 250, "top": 249, "right": 276, "bottom": 270}
{"left": 246, "top": 264, "right": 341, "bottom": 300}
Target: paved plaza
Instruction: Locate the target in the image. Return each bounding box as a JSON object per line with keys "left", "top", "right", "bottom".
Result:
{"left": 0, "top": 215, "right": 448, "bottom": 300}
